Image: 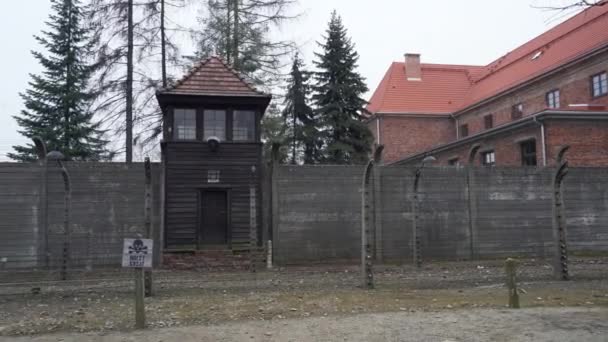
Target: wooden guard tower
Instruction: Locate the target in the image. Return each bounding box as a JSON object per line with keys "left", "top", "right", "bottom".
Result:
{"left": 156, "top": 56, "right": 271, "bottom": 255}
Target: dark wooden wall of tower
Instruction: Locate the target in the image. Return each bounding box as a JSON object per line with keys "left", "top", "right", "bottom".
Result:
{"left": 163, "top": 141, "right": 262, "bottom": 249}
{"left": 158, "top": 94, "right": 268, "bottom": 250}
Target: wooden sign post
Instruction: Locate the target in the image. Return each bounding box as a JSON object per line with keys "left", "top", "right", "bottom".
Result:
{"left": 122, "top": 238, "right": 153, "bottom": 329}
{"left": 505, "top": 258, "right": 520, "bottom": 309}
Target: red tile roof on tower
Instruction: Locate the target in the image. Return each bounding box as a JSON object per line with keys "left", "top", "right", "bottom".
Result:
{"left": 367, "top": 3, "right": 608, "bottom": 115}
{"left": 159, "top": 56, "right": 269, "bottom": 98}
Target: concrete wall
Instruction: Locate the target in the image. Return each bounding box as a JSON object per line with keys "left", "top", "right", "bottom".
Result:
{"left": 0, "top": 164, "right": 42, "bottom": 268}
{"left": 3, "top": 162, "right": 607, "bottom": 268}
{"left": 563, "top": 168, "right": 608, "bottom": 252}
{"left": 471, "top": 167, "right": 553, "bottom": 257}
{"left": 273, "top": 165, "right": 608, "bottom": 264}
{"left": 273, "top": 166, "right": 362, "bottom": 264}
{"left": 0, "top": 162, "right": 161, "bottom": 269}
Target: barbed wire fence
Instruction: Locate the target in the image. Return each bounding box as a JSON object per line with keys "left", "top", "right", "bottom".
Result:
{"left": 0, "top": 153, "right": 607, "bottom": 297}
{"left": 353, "top": 146, "right": 608, "bottom": 289}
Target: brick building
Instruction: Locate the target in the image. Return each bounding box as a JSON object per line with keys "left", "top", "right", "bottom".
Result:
{"left": 366, "top": 4, "right": 608, "bottom": 167}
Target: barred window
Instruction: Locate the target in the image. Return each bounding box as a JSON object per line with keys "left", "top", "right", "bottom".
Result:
{"left": 460, "top": 124, "right": 469, "bottom": 138}
{"left": 511, "top": 103, "right": 524, "bottom": 119}
{"left": 204, "top": 110, "right": 226, "bottom": 141}
{"left": 520, "top": 140, "right": 537, "bottom": 166}
{"left": 233, "top": 110, "right": 256, "bottom": 141}
{"left": 591, "top": 72, "right": 607, "bottom": 97}
{"left": 484, "top": 114, "right": 494, "bottom": 129}
{"left": 546, "top": 89, "right": 560, "bottom": 109}
{"left": 173, "top": 109, "right": 196, "bottom": 140}
{"left": 481, "top": 150, "right": 496, "bottom": 166}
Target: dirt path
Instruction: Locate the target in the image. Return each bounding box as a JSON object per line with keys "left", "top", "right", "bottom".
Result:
{"left": 2, "top": 306, "right": 607, "bottom": 342}
{"left": 1, "top": 258, "right": 607, "bottom": 337}
{"left": 1, "top": 279, "right": 607, "bottom": 336}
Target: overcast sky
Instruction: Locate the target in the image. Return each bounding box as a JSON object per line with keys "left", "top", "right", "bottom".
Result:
{"left": 0, "top": 0, "right": 584, "bottom": 160}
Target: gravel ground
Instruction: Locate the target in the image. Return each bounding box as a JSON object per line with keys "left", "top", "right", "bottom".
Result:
{"left": 0, "top": 257, "right": 607, "bottom": 337}
{"left": 2, "top": 257, "right": 606, "bottom": 295}
{"left": 2, "top": 306, "right": 608, "bottom": 342}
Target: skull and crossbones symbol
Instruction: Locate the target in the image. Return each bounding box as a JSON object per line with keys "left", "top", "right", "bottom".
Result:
{"left": 128, "top": 239, "right": 148, "bottom": 254}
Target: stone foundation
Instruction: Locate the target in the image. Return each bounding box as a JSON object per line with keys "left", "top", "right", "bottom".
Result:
{"left": 162, "top": 249, "right": 265, "bottom": 271}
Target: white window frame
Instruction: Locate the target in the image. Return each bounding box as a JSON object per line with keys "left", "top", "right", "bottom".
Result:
{"left": 173, "top": 108, "right": 196, "bottom": 140}
{"left": 207, "top": 170, "right": 220, "bottom": 183}
{"left": 546, "top": 89, "right": 560, "bottom": 109}
{"left": 591, "top": 72, "right": 607, "bottom": 98}
{"left": 203, "top": 110, "right": 226, "bottom": 141}
{"left": 481, "top": 150, "right": 496, "bottom": 166}
{"left": 232, "top": 110, "right": 256, "bottom": 142}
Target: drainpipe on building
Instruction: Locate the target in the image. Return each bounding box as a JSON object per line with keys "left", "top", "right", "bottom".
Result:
{"left": 376, "top": 116, "right": 381, "bottom": 145}
{"left": 533, "top": 115, "right": 547, "bottom": 166}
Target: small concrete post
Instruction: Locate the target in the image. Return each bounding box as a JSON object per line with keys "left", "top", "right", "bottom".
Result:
{"left": 134, "top": 267, "right": 145, "bottom": 328}
{"left": 505, "top": 258, "right": 520, "bottom": 309}
{"left": 266, "top": 240, "right": 273, "bottom": 269}
{"left": 250, "top": 165, "right": 258, "bottom": 273}
{"left": 86, "top": 228, "right": 93, "bottom": 271}
{"left": 144, "top": 158, "right": 153, "bottom": 296}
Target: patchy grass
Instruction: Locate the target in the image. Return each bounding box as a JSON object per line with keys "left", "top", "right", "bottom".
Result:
{"left": 1, "top": 257, "right": 607, "bottom": 336}
{"left": 1, "top": 279, "right": 607, "bottom": 336}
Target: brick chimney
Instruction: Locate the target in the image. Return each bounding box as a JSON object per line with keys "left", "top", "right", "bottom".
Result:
{"left": 404, "top": 53, "right": 421, "bottom": 81}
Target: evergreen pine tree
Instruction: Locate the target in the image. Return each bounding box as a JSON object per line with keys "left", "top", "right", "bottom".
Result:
{"left": 313, "top": 11, "right": 372, "bottom": 164}
{"left": 261, "top": 103, "right": 289, "bottom": 164}
{"left": 282, "top": 54, "right": 321, "bottom": 164}
{"left": 194, "top": 0, "right": 296, "bottom": 86}
{"left": 10, "top": 0, "right": 108, "bottom": 162}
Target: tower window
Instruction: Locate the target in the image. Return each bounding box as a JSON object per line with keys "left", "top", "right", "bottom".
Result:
{"left": 174, "top": 108, "right": 196, "bottom": 140}
{"left": 204, "top": 110, "right": 226, "bottom": 141}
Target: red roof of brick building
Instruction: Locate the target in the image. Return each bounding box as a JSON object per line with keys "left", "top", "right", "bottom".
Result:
{"left": 367, "top": 3, "right": 608, "bottom": 115}
{"left": 159, "top": 56, "right": 269, "bottom": 98}
{"left": 367, "top": 63, "right": 484, "bottom": 114}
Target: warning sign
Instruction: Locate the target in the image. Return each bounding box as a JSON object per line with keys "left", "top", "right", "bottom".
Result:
{"left": 122, "top": 238, "right": 153, "bottom": 268}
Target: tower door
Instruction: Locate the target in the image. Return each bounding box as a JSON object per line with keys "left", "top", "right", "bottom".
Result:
{"left": 200, "top": 190, "right": 228, "bottom": 245}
